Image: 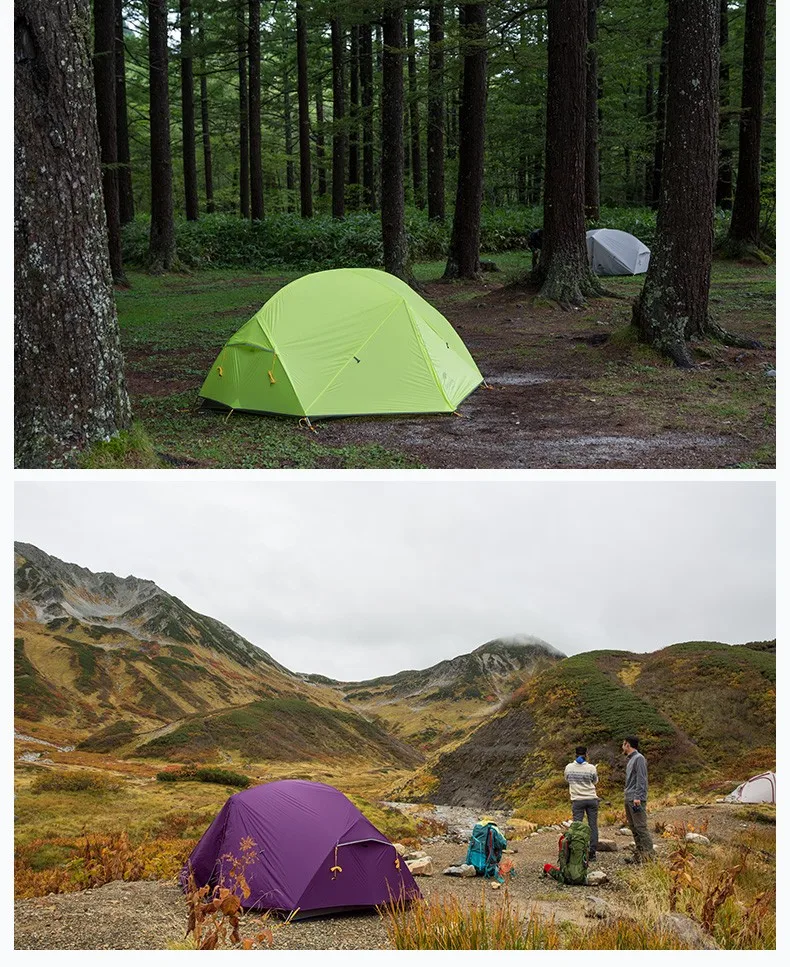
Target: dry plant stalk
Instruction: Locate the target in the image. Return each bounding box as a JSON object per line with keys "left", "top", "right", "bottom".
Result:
{"left": 184, "top": 837, "right": 274, "bottom": 950}
{"left": 700, "top": 864, "right": 741, "bottom": 933}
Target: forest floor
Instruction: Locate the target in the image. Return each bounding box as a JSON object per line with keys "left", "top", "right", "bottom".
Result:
{"left": 113, "top": 253, "right": 775, "bottom": 469}
{"left": 14, "top": 803, "right": 774, "bottom": 950}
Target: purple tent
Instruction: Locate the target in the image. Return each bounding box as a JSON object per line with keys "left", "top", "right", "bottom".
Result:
{"left": 182, "top": 779, "right": 422, "bottom": 918}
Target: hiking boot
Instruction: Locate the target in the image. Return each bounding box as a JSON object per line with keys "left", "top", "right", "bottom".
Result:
{"left": 588, "top": 852, "right": 597, "bottom": 863}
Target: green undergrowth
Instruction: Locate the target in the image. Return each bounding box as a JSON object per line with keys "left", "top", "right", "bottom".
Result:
{"left": 135, "top": 391, "right": 422, "bottom": 469}
{"left": 121, "top": 206, "right": 746, "bottom": 272}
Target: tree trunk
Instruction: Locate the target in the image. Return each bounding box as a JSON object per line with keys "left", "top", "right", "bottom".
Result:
{"left": 728, "top": 0, "right": 768, "bottom": 247}
{"left": 148, "top": 0, "right": 176, "bottom": 270}
{"left": 443, "top": 3, "right": 487, "bottom": 280}
{"left": 632, "top": 0, "right": 739, "bottom": 366}
{"left": 316, "top": 81, "right": 327, "bottom": 197}
{"left": 651, "top": 27, "right": 668, "bottom": 209}
{"left": 348, "top": 23, "right": 360, "bottom": 200}
{"left": 93, "top": 0, "right": 125, "bottom": 282}
{"left": 180, "top": 0, "right": 199, "bottom": 221}
{"left": 715, "top": 0, "right": 733, "bottom": 209}
{"left": 114, "top": 0, "right": 134, "bottom": 224}
{"left": 644, "top": 56, "right": 654, "bottom": 205}
{"left": 381, "top": 3, "right": 413, "bottom": 282}
{"left": 427, "top": 1, "right": 445, "bottom": 220}
{"left": 238, "top": 2, "right": 250, "bottom": 218}
{"left": 330, "top": 17, "right": 346, "bottom": 219}
{"left": 296, "top": 1, "right": 313, "bottom": 217}
{"left": 248, "top": 0, "right": 263, "bottom": 220}
{"left": 534, "top": 0, "right": 598, "bottom": 303}
{"left": 407, "top": 13, "right": 424, "bottom": 209}
{"left": 15, "top": 0, "right": 132, "bottom": 466}
{"left": 284, "top": 51, "right": 295, "bottom": 206}
{"left": 360, "top": 17, "right": 376, "bottom": 211}
{"left": 198, "top": 9, "right": 215, "bottom": 214}
{"left": 584, "top": 0, "right": 600, "bottom": 221}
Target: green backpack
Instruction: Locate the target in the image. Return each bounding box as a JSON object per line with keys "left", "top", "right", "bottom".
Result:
{"left": 557, "top": 821, "right": 590, "bottom": 885}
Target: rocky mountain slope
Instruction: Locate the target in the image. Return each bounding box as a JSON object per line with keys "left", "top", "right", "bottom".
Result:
{"left": 394, "top": 640, "right": 776, "bottom": 808}
{"left": 13, "top": 543, "right": 420, "bottom": 767}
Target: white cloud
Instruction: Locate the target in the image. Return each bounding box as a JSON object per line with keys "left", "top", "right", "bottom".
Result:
{"left": 14, "top": 480, "right": 776, "bottom": 679}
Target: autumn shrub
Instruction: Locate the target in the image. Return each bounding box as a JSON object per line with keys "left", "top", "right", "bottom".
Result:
{"left": 30, "top": 770, "right": 122, "bottom": 795}
{"left": 14, "top": 832, "right": 197, "bottom": 899}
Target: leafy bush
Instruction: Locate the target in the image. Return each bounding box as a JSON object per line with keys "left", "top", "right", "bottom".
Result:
{"left": 156, "top": 767, "right": 251, "bottom": 789}
{"left": 123, "top": 205, "right": 728, "bottom": 272}
{"left": 30, "top": 770, "right": 122, "bottom": 794}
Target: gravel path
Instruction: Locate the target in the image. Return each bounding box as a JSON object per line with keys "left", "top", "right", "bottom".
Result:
{"left": 14, "top": 804, "right": 761, "bottom": 950}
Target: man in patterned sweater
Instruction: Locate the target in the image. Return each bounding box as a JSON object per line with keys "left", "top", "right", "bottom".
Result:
{"left": 564, "top": 745, "right": 599, "bottom": 860}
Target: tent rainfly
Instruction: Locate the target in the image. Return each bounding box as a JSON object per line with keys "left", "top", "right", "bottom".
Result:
{"left": 181, "top": 779, "right": 421, "bottom": 917}
{"left": 586, "top": 229, "right": 651, "bottom": 276}
{"left": 725, "top": 771, "right": 776, "bottom": 805}
{"left": 199, "top": 269, "right": 483, "bottom": 419}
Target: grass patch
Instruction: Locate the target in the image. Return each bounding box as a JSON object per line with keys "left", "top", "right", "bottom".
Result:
{"left": 78, "top": 424, "right": 163, "bottom": 469}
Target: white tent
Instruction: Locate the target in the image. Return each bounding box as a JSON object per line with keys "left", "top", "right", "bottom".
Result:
{"left": 725, "top": 771, "right": 776, "bottom": 804}
{"left": 586, "top": 229, "right": 651, "bottom": 276}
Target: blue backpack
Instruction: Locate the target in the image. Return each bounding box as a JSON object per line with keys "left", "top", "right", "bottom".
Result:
{"left": 466, "top": 822, "right": 508, "bottom": 882}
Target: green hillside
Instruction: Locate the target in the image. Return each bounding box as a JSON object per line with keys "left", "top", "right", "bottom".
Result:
{"left": 395, "top": 641, "right": 776, "bottom": 808}
{"left": 136, "top": 697, "right": 423, "bottom": 768}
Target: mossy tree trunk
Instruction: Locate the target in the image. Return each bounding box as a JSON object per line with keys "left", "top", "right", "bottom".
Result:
{"left": 148, "top": 0, "right": 176, "bottom": 269}
{"left": 535, "top": 0, "right": 601, "bottom": 304}
{"left": 15, "top": 0, "right": 132, "bottom": 466}
{"left": 330, "top": 16, "right": 346, "bottom": 219}
{"left": 93, "top": 0, "right": 125, "bottom": 283}
{"left": 443, "top": 2, "right": 487, "bottom": 280}
{"left": 296, "top": 1, "right": 313, "bottom": 218}
{"left": 728, "top": 0, "right": 768, "bottom": 249}
{"left": 427, "top": 1, "right": 445, "bottom": 221}
{"left": 584, "top": 0, "right": 600, "bottom": 222}
{"left": 237, "top": 2, "right": 250, "bottom": 218}
{"left": 198, "top": 9, "right": 215, "bottom": 214}
{"left": 248, "top": 0, "right": 263, "bottom": 221}
{"left": 381, "top": 2, "right": 414, "bottom": 284}
{"left": 179, "top": 0, "right": 199, "bottom": 221}
{"left": 633, "top": 0, "right": 756, "bottom": 365}
{"left": 114, "top": 0, "right": 134, "bottom": 225}
{"left": 715, "top": 0, "right": 733, "bottom": 210}
{"left": 360, "top": 15, "right": 376, "bottom": 211}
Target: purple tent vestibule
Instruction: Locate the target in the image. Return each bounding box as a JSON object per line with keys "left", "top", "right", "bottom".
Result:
{"left": 182, "top": 779, "right": 421, "bottom": 918}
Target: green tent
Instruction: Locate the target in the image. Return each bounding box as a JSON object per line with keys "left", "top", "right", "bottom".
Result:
{"left": 199, "top": 268, "right": 483, "bottom": 418}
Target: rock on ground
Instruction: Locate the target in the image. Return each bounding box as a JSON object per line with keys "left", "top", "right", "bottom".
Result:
{"left": 657, "top": 913, "right": 719, "bottom": 950}
{"left": 685, "top": 833, "right": 711, "bottom": 845}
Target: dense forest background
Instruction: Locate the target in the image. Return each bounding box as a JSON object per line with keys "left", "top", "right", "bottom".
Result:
{"left": 112, "top": 0, "right": 775, "bottom": 256}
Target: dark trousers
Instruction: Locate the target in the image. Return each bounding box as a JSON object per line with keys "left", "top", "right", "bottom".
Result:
{"left": 625, "top": 800, "right": 655, "bottom": 859}
{"left": 571, "top": 798, "right": 599, "bottom": 853}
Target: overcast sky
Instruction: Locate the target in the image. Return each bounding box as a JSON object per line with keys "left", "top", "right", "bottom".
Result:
{"left": 14, "top": 480, "right": 775, "bottom": 680}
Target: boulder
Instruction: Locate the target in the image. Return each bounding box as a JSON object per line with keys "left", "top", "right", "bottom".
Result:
{"left": 685, "top": 833, "right": 711, "bottom": 846}
{"left": 657, "top": 914, "right": 719, "bottom": 950}
{"left": 442, "top": 864, "right": 476, "bottom": 878}
{"left": 595, "top": 839, "right": 618, "bottom": 852}
{"left": 404, "top": 849, "right": 428, "bottom": 861}
{"left": 584, "top": 895, "right": 614, "bottom": 919}
{"left": 406, "top": 856, "right": 434, "bottom": 876}
{"left": 586, "top": 870, "right": 608, "bottom": 886}
{"left": 392, "top": 843, "right": 407, "bottom": 857}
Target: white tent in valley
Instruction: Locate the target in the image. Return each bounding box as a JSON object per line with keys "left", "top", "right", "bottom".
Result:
{"left": 586, "top": 228, "right": 651, "bottom": 276}
{"left": 725, "top": 771, "right": 776, "bottom": 804}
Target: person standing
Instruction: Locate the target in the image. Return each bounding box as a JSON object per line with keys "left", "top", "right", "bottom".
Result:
{"left": 564, "top": 744, "right": 599, "bottom": 860}
{"left": 622, "top": 735, "right": 655, "bottom": 862}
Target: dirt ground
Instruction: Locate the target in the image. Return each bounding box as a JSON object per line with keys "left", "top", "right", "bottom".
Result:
{"left": 14, "top": 803, "right": 767, "bottom": 950}
{"left": 125, "top": 269, "right": 775, "bottom": 469}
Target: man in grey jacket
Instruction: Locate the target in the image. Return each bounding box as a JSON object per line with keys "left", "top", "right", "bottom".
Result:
{"left": 622, "top": 735, "right": 654, "bottom": 862}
